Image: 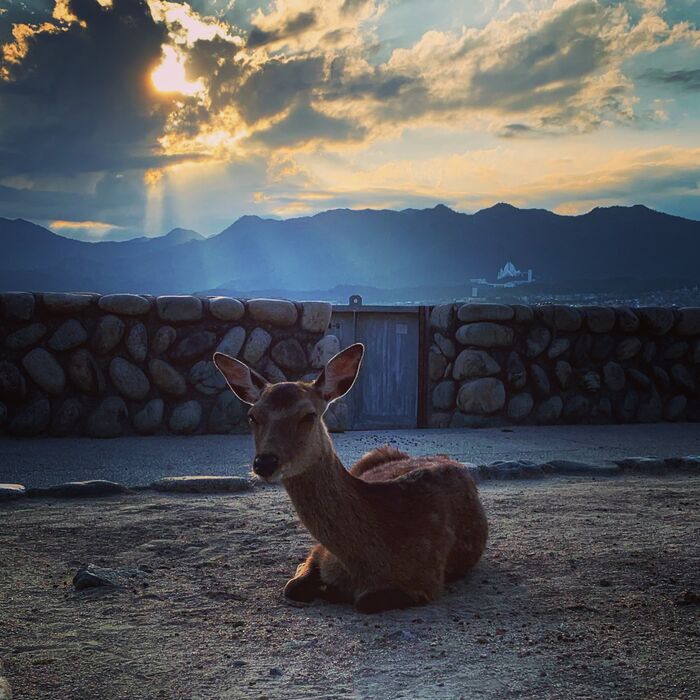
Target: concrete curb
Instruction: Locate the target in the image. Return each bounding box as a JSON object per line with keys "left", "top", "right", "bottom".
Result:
{"left": 1, "top": 456, "right": 698, "bottom": 502}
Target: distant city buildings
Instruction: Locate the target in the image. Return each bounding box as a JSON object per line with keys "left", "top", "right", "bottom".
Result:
{"left": 470, "top": 261, "right": 534, "bottom": 297}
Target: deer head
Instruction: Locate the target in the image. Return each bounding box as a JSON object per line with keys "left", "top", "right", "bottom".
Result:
{"left": 213, "top": 343, "right": 364, "bottom": 482}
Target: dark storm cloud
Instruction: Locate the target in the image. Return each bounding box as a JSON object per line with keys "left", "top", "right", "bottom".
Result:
{"left": 640, "top": 68, "right": 700, "bottom": 91}
{"left": 236, "top": 56, "right": 325, "bottom": 123}
{"left": 0, "top": 171, "right": 146, "bottom": 227}
{"left": 246, "top": 10, "right": 317, "bottom": 48}
{"left": 0, "top": 0, "right": 178, "bottom": 177}
{"left": 253, "top": 99, "right": 366, "bottom": 147}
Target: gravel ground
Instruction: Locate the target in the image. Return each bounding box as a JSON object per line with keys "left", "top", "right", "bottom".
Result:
{"left": 1, "top": 474, "right": 699, "bottom": 700}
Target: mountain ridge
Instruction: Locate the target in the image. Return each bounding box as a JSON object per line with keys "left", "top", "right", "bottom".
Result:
{"left": 1, "top": 203, "right": 699, "bottom": 295}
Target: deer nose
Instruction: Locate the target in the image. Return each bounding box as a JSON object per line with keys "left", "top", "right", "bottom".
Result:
{"left": 253, "top": 453, "right": 280, "bottom": 477}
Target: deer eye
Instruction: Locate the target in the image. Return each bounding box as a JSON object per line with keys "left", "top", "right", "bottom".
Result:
{"left": 248, "top": 413, "right": 258, "bottom": 425}
{"left": 300, "top": 412, "right": 316, "bottom": 424}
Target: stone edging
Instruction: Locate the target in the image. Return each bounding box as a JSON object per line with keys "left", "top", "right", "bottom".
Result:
{"left": 1, "top": 456, "right": 698, "bottom": 502}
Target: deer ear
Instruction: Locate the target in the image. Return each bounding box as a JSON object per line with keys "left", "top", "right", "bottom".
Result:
{"left": 213, "top": 352, "right": 268, "bottom": 405}
{"left": 314, "top": 343, "right": 364, "bottom": 402}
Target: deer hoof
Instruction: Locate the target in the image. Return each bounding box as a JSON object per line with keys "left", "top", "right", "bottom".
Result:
{"left": 283, "top": 575, "right": 319, "bottom": 603}
{"left": 354, "top": 588, "right": 416, "bottom": 614}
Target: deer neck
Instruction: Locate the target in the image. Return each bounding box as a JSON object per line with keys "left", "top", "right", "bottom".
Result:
{"left": 283, "top": 432, "right": 370, "bottom": 557}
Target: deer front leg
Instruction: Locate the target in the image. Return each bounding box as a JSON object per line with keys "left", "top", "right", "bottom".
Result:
{"left": 284, "top": 545, "right": 323, "bottom": 603}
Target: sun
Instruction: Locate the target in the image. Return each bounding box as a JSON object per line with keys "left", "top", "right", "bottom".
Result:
{"left": 151, "top": 45, "right": 202, "bottom": 96}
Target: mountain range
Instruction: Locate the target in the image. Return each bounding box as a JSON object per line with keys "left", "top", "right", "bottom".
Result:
{"left": 1, "top": 203, "right": 699, "bottom": 296}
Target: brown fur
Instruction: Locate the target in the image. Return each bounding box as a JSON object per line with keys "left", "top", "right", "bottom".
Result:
{"left": 213, "top": 343, "right": 488, "bottom": 613}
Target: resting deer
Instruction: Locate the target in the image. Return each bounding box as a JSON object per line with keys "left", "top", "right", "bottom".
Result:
{"left": 213, "top": 343, "right": 488, "bottom": 614}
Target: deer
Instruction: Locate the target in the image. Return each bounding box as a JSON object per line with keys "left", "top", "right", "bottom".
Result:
{"left": 213, "top": 343, "right": 488, "bottom": 614}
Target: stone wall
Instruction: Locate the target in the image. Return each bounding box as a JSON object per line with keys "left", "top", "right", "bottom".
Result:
{"left": 428, "top": 303, "right": 700, "bottom": 428}
{"left": 0, "top": 292, "right": 331, "bottom": 437}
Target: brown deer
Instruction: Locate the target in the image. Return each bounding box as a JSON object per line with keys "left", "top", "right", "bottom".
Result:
{"left": 213, "top": 343, "right": 488, "bottom": 613}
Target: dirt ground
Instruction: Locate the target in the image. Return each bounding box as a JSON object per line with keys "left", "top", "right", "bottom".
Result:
{"left": 1, "top": 475, "right": 699, "bottom": 700}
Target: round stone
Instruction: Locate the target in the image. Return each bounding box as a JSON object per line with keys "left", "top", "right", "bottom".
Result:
{"left": 651, "top": 366, "right": 670, "bottom": 392}
{"left": 151, "top": 326, "right": 176, "bottom": 355}
{"left": 671, "top": 364, "right": 695, "bottom": 392}
{"left": 51, "top": 398, "right": 83, "bottom": 436}
{"left": 5, "top": 323, "right": 47, "bottom": 351}
{"left": 637, "top": 393, "right": 662, "bottom": 423}
{"left": 242, "top": 327, "right": 272, "bottom": 365}
{"left": 1, "top": 292, "right": 35, "bottom": 320}
{"left": 642, "top": 341, "right": 657, "bottom": 365}
{"left": 42, "top": 292, "right": 93, "bottom": 313}
{"left": 591, "top": 335, "right": 615, "bottom": 361}
{"left": 663, "top": 341, "right": 689, "bottom": 361}
{"left": 169, "top": 400, "right": 202, "bottom": 434}
{"left": 301, "top": 301, "right": 332, "bottom": 333}
{"left": 432, "top": 381, "right": 456, "bottom": 410}
{"left": 429, "top": 350, "right": 447, "bottom": 381}
{"left": 627, "top": 368, "right": 651, "bottom": 389}
{"left": 507, "top": 393, "right": 533, "bottom": 422}
{"left": 248, "top": 299, "right": 297, "bottom": 327}
{"left": 260, "top": 359, "right": 287, "bottom": 383}
{"left": 170, "top": 330, "right": 217, "bottom": 362}
{"left": 507, "top": 351, "right": 527, "bottom": 389}
{"left": 149, "top": 359, "right": 187, "bottom": 396}
{"left": 512, "top": 304, "right": 534, "bottom": 324}
{"left": 615, "top": 307, "right": 640, "bottom": 333}
{"left": 530, "top": 365, "right": 550, "bottom": 397}
{"left": 311, "top": 335, "right": 340, "bottom": 369}
{"left": 457, "top": 304, "right": 514, "bottom": 323}
{"left": 580, "top": 370, "right": 601, "bottom": 393}
{"left": 676, "top": 308, "right": 700, "bottom": 336}
{"left": 452, "top": 349, "right": 500, "bottom": 380}
{"left": 555, "top": 361, "right": 572, "bottom": 389}
{"left": 110, "top": 357, "right": 150, "bottom": 400}
{"left": 0, "top": 361, "right": 26, "bottom": 401}
{"left": 98, "top": 294, "right": 152, "bottom": 316}
{"left": 133, "top": 399, "right": 164, "bottom": 435}
{"left": 208, "top": 296, "right": 245, "bottom": 322}
{"left": 209, "top": 392, "right": 248, "bottom": 433}
{"left": 97, "top": 294, "right": 152, "bottom": 316}
{"left": 156, "top": 295, "right": 203, "bottom": 322}
{"left": 638, "top": 307, "right": 674, "bottom": 336}
{"left": 48, "top": 319, "right": 87, "bottom": 351}
{"left": 616, "top": 337, "right": 642, "bottom": 361}
{"left": 536, "top": 396, "right": 563, "bottom": 424}
{"left": 93, "top": 315, "right": 125, "bottom": 355}
{"left": 582, "top": 306, "right": 615, "bottom": 333}
{"left": 434, "top": 333, "right": 455, "bottom": 359}
{"left": 271, "top": 338, "right": 307, "bottom": 372}
{"left": 22, "top": 348, "right": 65, "bottom": 395}
{"left": 9, "top": 398, "right": 50, "bottom": 436}
{"left": 126, "top": 323, "right": 148, "bottom": 363}
{"left": 664, "top": 395, "right": 687, "bottom": 421}
{"left": 563, "top": 395, "right": 590, "bottom": 422}
{"left": 67, "top": 349, "right": 105, "bottom": 395}
{"left": 189, "top": 360, "right": 227, "bottom": 395}
{"left": 456, "top": 378, "right": 506, "bottom": 414}
{"left": 525, "top": 327, "right": 551, "bottom": 357}
{"left": 87, "top": 397, "right": 128, "bottom": 438}
{"left": 547, "top": 338, "right": 570, "bottom": 359}
{"left": 603, "top": 362, "right": 625, "bottom": 391}
{"left": 541, "top": 306, "right": 582, "bottom": 331}
{"left": 216, "top": 326, "right": 246, "bottom": 358}
{"left": 430, "top": 304, "right": 454, "bottom": 331}
{"left": 456, "top": 323, "right": 514, "bottom": 348}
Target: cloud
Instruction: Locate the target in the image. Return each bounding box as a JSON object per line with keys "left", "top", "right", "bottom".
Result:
{"left": 247, "top": 9, "right": 317, "bottom": 48}
{"left": 640, "top": 67, "right": 700, "bottom": 90}
{"left": 0, "top": 0, "right": 177, "bottom": 176}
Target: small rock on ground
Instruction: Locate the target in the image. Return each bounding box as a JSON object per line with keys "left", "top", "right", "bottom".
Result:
{"left": 73, "top": 563, "right": 148, "bottom": 591}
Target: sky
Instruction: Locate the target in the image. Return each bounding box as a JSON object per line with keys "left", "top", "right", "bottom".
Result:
{"left": 0, "top": 0, "right": 699, "bottom": 241}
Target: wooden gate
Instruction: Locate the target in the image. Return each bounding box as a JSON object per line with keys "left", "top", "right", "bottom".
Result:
{"left": 329, "top": 306, "right": 425, "bottom": 429}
